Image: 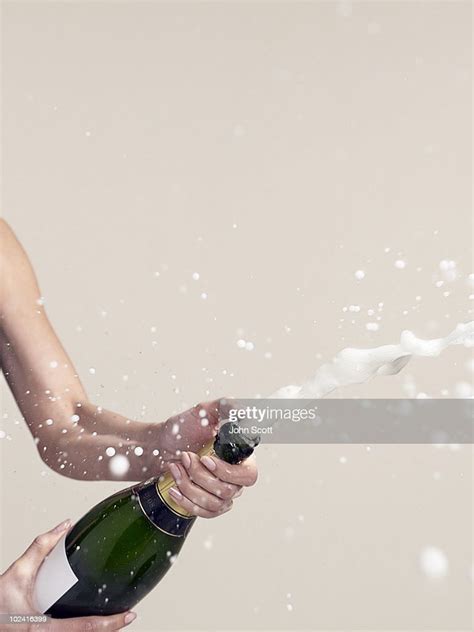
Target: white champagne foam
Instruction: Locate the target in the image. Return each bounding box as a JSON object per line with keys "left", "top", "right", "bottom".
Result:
{"left": 271, "top": 322, "right": 474, "bottom": 399}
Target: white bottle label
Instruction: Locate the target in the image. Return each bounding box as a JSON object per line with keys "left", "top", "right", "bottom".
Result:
{"left": 34, "top": 533, "right": 79, "bottom": 613}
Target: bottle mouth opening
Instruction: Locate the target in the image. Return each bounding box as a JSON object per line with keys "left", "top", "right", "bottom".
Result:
{"left": 213, "top": 422, "right": 260, "bottom": 464}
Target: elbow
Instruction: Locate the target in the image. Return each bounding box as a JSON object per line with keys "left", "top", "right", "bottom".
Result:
{"left": 35, "top": 435, "right": 92, "bottom": 481}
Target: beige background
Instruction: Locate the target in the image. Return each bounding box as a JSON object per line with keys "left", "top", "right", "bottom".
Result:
{"left": 1, "top": 1, "right": 473, "bottom": 631}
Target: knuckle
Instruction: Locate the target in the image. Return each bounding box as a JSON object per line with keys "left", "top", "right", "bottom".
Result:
{"left": 194, "top": 493, "right": 210, "bottom": 509}
{"left": 199, "top": 509, "right": 214, "bottom": 519}
{"left": 208, "top": 496, "right": 227, "bottom": 512}
{"left": 33, "top": 534, "right": 49, "bottom": 549}
{"left": 246, "top": 468, "right": 258, "bottom": 486}
{"left": 219, "top": 485, "right": 235, "bottom": 500}
{"left": 191, "top": 503, "right": 203, "bottom": 517}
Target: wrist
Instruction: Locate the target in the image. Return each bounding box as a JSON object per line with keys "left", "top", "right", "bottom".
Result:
{"left": 131, "top": 421, "right": 174, "bottom": 462}
{"left": 133, "top": 421, "right": 160, "bottom": 444}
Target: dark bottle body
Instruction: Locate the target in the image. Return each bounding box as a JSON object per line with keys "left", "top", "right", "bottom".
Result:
{"left": 36, "top": 422, "right": 259, "bottom": 618}
{"left": 47, "top": 480, "right": 194, "bottom": 618}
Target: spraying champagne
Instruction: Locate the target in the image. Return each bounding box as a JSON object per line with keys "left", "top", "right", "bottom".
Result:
{"left": 34, "top": 322, "right": 473, "bottom": 618}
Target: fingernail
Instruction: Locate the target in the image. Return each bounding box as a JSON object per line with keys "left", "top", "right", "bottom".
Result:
{"left": 169, "top": 486, "right": 183, "bottom": 500}
{"left": 169, "top": 462, "right": 182, "bottom": 482}
{"left": 201, "top": 456, "right": 216, "bottom": 471}
{"left": 53, "top": 519, "right": 71, "bottom": 533}
{"left": 181, "top": 451, "right": 191, "bottom": 469}
{"left": 124, "top": 611, "right": 137, "bottom": 625}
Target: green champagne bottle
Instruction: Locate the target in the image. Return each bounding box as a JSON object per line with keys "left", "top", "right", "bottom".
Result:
{"left": 34, "top": 423, "right": 259, "bottom": 618}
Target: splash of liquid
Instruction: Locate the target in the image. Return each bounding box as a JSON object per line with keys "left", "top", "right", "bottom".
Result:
{"left": 272, "top": 322, "right": 474, "bottom": 399}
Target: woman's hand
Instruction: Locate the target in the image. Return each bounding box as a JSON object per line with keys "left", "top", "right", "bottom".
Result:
{"left": 157, "top": 399, "right": 258, "bottom": 518}
{"left": 168, "top": 451, "right": 258, "bottom": 518}
{"left": 0, "top": 520, "right": 137, "bottom": 631}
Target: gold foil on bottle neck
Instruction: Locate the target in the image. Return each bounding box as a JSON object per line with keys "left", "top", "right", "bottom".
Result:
{"left": 156, "top": 439, "right": 215, "bottom": 518}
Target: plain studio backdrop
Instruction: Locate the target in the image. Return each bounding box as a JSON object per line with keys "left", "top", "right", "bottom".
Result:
{"left": 0, "top": 2, "right": 472, "bottom": 631}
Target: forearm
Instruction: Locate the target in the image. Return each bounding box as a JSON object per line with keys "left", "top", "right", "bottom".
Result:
{"left": 76, "top": 401, "right": 159, "bottom": 443}
{"left": 56, "top": 401, "right": 169, "bottom": 481}
{"left": 0, "top": 328, "right": 169, "bottom": 481}
{"left": 49, "top": 421, "right": 167, "bottom": 481}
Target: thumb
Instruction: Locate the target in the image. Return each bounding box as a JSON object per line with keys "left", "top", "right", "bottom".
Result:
{"left": 46, "top": 611, "right": 137, "bottom": 631}
{"left": 14, "top": 519, "right": 72, "bottom": 577}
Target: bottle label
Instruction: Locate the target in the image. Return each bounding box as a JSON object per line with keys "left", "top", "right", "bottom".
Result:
{"left": 33, "top": 533, "right": 79, "bottom": 614}
{"left": 135, "top": 482, "right": 195, "bottom": 537}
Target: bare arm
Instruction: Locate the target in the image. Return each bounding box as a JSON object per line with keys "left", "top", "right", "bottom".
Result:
{"left": 0, "top": 219, "right": 167, "bottom": 480}
{"left": 0, "top": 219, "right": 257, "bottom": 517}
